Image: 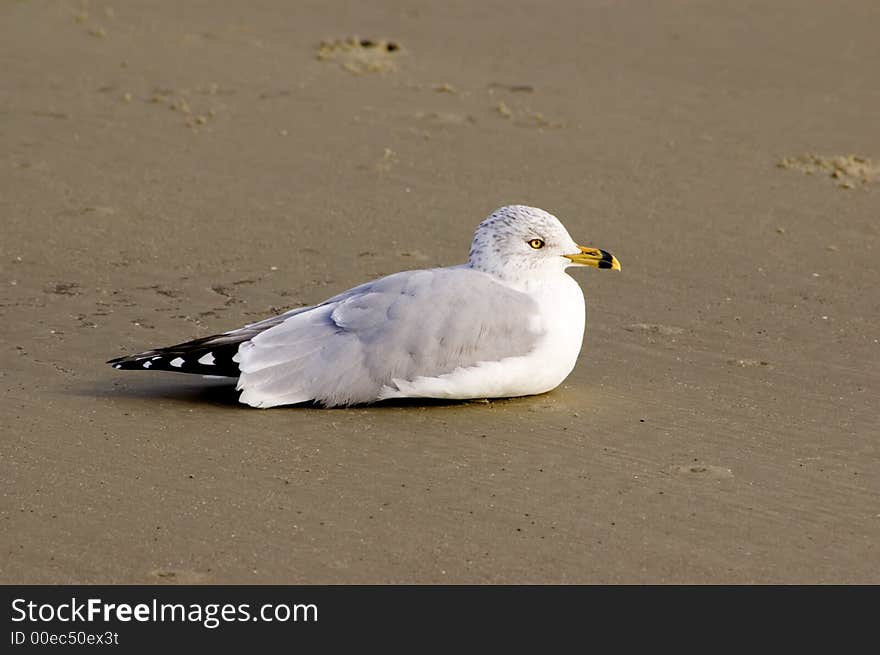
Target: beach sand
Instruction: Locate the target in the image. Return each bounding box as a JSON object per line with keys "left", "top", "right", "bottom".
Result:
{"left": 1, "top": 0, "right": 878, "bottom": 583}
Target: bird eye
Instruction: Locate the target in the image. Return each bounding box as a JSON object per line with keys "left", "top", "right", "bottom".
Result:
{"left": 528, "top": 238, "right": 545, "bottom": 249}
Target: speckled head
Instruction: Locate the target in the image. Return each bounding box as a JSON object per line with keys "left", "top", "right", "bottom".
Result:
{"left": 467, "top": 205, "right": 583, "bottom": 282}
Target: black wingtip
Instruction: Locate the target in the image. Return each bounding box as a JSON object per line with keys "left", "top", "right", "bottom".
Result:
{"left": 106, "top": 351, "right": 160, "bottom": 369}
{"left": 107, "top": 355, "right": 140, "bottom": 370}
{"left": 107, "top": 353, "right": 153, "bottom": 367}
{"left": 106, "top": 345, "right": 242, "bottom": 377}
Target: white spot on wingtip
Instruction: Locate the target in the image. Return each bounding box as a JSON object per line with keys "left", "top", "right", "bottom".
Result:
{"left": 198, "top": 352, "right": 215, "bottom": 365}
{"left": 170, "top": 357, "right": 185, "bottom": 368}
{"left": 143, "top": 361, "right": 152, "bottom": 368}
{"left": 113, "top": 364, "right": 122, "bottom": 369}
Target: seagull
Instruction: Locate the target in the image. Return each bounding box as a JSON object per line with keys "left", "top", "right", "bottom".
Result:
{"left": 108, "top": 205, "right": 620, "bottom": 407}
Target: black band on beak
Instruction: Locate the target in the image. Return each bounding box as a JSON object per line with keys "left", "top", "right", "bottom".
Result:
{"left": 597, "top": 250, "right": 615, "bottom": 269}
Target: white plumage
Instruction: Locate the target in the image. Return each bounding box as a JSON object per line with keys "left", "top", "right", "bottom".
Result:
{"left": 109, "top": 205, "right": 620, "bottom": 408}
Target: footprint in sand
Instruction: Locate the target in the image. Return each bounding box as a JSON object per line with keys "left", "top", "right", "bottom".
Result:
{"left": 727, "top": 358, "right": 770, "bottom": 368}
{"left": 672, "top": 464, "right": 734, "bottom": 479}
{"left": 488, "top": 84, "right": 563, "bottom": 128}
{"left": 115, "top": 85, "right": 225, "bottom": 131}
{"left": 777, "top": 154, "right": 877, "bottom": 190}
{"left": 148, "top": 569, "right": 211, "bottom": 584}
{"left": 317, "top": 37, "right": 402, "bottom": 74}
{"left": 492, "top": 99, "right": 563, "bottom": 129}
{"left": 625, "top": 323, "right": 685, "bottom": 336}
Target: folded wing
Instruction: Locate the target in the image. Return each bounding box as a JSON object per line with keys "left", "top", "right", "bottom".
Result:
{"left": 236, "top": 267, "right": 543, "bottom": 407}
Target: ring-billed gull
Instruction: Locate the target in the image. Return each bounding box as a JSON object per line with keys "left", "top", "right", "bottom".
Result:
{"left": 108, "top": 205, "right": 620, "bottom": 407}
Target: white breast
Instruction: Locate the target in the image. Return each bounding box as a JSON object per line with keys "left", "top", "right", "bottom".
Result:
{"left": 522, "top": 273, "right": 586, "bottom": 392}
{"left": 378, "top": 273, "right": 585, "bottom": 401}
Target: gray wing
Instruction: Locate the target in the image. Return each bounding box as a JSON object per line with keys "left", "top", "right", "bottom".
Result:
{"left": 236, "top": 266, "right": 543, "bottom": 407}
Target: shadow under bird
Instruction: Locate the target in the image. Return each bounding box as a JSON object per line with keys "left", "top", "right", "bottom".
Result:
{"left": 108, "top": 205, "right": 621, "bottom": 407}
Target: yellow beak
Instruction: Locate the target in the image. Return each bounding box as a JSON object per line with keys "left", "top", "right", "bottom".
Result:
{"left": 563, "top": 245, "right": 621, "bottom": 271}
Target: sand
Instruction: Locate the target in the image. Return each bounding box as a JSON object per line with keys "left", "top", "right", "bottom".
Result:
{"left": 1, "top": 0, "right": 878, "bottom": 584}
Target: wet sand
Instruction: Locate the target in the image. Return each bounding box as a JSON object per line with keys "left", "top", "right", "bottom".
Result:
{"left": 1, "top": 0, "right": 878, "bottom": 583}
